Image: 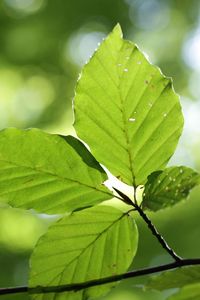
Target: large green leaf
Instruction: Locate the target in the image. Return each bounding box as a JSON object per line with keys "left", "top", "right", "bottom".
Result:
{"left": 168, "top": 283, "right": 200, "bottom": 300}
{"left": 142, "top": 166, "right": 200, "bottom": 211}
{"left": 146, "top": 265, "right": 200, "bottom": 291}
{"left": 74, "top": 24, "right": 184, "bottom": 186}
{"left": 0, "top": 128, "right": 112, "bottom": 214}
{"left": 29, "top": 205, "right": 138, "bottom": 300}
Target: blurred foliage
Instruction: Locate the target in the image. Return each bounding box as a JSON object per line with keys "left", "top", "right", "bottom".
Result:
{"left": 0, "top": 0, "right": 200, "bottom": 299}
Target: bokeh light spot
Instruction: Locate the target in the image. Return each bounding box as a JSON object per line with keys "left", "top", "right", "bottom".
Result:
{"left": 0, "top": 208, "right": 47, "bottom": 252}
{"left": 128, "top": 0, "right": 170, "bottom": 31}
{"left": 64, "top": 30, "right": 105, "bottom": 66}
{"left": 182, "top": 28, "right": 200, "bottom": 71}
{"left": 4, "top": 0, "right": 46, "bottom": 15}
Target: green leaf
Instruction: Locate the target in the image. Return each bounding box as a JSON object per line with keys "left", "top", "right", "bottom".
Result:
{"left": 29, "top": 205, "right": 138, "bottom": 300}
{"left": 74, "top": 24, "right": 184, "bottom": 186}
{"left": 146, "top": 265, "right": 200, "bottom": 291}
{"left": 142, "top": 166, "right": 200, "bottom": 211}
{"left": 168, "top": 283, "right": 200, "bottom": 300}
{"left": 0, "top": 128, "right": 112, "bottom": 214}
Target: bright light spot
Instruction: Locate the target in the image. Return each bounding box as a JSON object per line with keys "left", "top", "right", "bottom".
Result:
{"left": 64, "top": 30, "right": 105, "bottom": 66}
{"left": 189, "top": 72, "right": 200, "bottom": 99}
{"left": 4, "top": 0, "right": 46, "bottom": 14}
{"left": 129, "top": 118, "right": 136, "bottom": 122}
{"left": 0, "top": 69, "right": 22, "bottom": 128}
{"left": 0, "top": 69, "right": 55, "bottom": 127}
{"left": 128, "top": 0, "right": 170, "bottom": 31}
{"left": 169, "top": 97, "right": 200, "bottom": 167}
{"left": 12, "top": 75, "right": 55, "bottom": 122}
{"left": 182, "top": 29, "right": 200, "bottom": 70}
{"left": 182, "top": 98, "right": 200, "bottom": 141}
{"left": 104, "top": 169, "right": 135, "bottom": 203}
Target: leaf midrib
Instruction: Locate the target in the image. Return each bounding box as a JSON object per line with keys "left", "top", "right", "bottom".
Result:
{"left": 45, "top": 210, "right": 128, "bottom": 289}
{"left": 0, "top": 159, "right": 112, "bottom": 198}
{"left": 94, "top": 41, "right": 137, "bottom": 186}
{"left": 116, "top": 49, "right": 136, "bottom": 186}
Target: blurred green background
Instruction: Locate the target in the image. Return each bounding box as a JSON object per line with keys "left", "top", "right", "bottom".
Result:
{"left": 0, "top": 0, "right": 200, "bottom": 299}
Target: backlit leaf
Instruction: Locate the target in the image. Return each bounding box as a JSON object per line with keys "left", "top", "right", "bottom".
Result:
{"left": 0, "top": 128, "right": 112, "bottom": 214}
{"left": 74, "top": 24, "right": 184, "bottom": 186}
{"left": 29, "top": 205, "right": 138, "bottom": 300}
{"left": 142, "top": 166, "right": 200, "bottom": 211}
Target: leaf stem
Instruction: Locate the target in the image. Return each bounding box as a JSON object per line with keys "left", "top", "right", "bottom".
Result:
{"left": 1, "top": 258, "right": 200, "bottom": 295}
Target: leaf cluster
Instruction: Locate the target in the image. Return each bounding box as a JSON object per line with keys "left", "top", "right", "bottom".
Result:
{"left": 0, "top": 25, "right": 199, "bottom": 300}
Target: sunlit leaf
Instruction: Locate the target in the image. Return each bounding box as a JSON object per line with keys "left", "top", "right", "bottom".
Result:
{"left": 168, "top": 283, "right": 200, "bottom": 300}
{"left": 29, "top": 205, "right": 138, "bottom": 300}
{"left": 0, "top": 128, "right": 112, "bottom": 214}
{"left": 146, "top": 265, "right": 200, "bottom": 290}
{"left": 142, "top": 166, "right": 200, "bottom": 211}
{"left": 74, "top": 24, "right": 184, "bottom": 186}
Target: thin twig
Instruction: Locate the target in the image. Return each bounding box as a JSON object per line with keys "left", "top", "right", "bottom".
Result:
{"left": 0, "top": 188, "right": 193, "bottom": 296}
{"left": 114, "top": 187, "right": 182, "bottom": 261}
{"left": 0, "top": 258, "right": 200, "bottom": 295}
{"left": 135, "top": 204, "right": 182, "bottom": 261}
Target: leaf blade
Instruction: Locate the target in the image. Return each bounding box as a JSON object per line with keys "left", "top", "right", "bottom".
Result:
{"left": 146, "top": 265, "right": 200, "bottom": 291}
{"left": 0, "top": 128, "right": 112, "bottom": 214}
{"left": 74, "top": 24, "right": 184, "bottom": 186}
{"left": 142, "top": 166, "right": 200, "bottom": 211}
{"left": 29, "top": 205, "right": 138, "bottom": 300}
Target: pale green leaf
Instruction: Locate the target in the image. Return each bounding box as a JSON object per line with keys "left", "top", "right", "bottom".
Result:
{"left": 168, "top": 283, "right": 200, "bottom": 300}
{"left": 146, "top": 265, "right": 200, "bottom": 291}
{"left": 0, "top": 128, "right": 112, "bottom": 214}
{"left": 74, "top": 24, "right": 184, "bottom": 186}
{"left": 29, "top": 205, "right": 138, "bottom": 300}
{"left": 142, "top": 166, "right": 200, "bottom": 211}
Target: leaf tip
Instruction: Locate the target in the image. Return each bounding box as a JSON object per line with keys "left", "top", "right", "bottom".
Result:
{"left": 112, "top": 23, "right": 123, "bottom": 38}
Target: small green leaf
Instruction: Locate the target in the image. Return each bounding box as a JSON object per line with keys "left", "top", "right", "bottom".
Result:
{"left": 142, "top": 166, "right": 200, "bottom": 211}
{"left": 0, "top": 128, "right": 112, "bottom": 214}
{"left": 168, "top": 283, "right": 200, "bottom": 300}
{"left": 74, "top": 24, "right": 184, "bottom": 186}
{"left": 29, "top": 205, "right": 138, "bottom": 300}
{"left": 146, "top": 265, "right": 200, "bottom": 291}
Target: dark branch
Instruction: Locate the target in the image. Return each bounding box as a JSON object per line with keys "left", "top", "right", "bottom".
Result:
{"left": 114, "top": 187, "right": 182, "bottom": 261}
{"left": 135, "top": 204, "right": 182, "bottom": 262}
{"left": 0, "top": 188, "right": 194, "bottom": 296}
{"left": 1, "top": 258, "right": 200, "bottom": 295}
